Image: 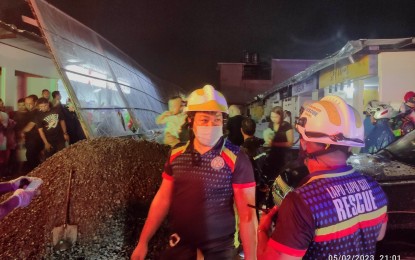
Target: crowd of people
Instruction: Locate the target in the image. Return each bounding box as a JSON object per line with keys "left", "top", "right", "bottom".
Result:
{"left": 0, "top": 89, "right": 85, "bottom": 176}
{"left": 132, "top": 84, "right": 395, "bottom": 260}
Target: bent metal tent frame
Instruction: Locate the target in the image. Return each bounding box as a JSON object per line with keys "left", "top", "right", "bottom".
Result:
{"left": 249, "top": 37, "right": 415, "bottom": 104}
{"left": 28, "top": 0, "right": 183, "bottom": 138}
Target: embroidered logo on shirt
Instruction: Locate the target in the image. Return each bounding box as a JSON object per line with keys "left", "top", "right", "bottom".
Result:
{"left": 211, "top": 156, "right": 225, "bottom": 170}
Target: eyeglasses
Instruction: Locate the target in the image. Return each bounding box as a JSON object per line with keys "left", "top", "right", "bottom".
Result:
{"left": 295, "top": 117, "right": 363, "bottom": 144}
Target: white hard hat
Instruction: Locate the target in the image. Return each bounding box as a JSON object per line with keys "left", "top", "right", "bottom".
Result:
{"left": 365, "top": 100, "right": 380, "bottom": 115}
{"left": 296, "top": 95, "right": 364, "bottom": 147}
{"left": 373, "top": 103, "right": 396, "bottom": 120}
{"left": 185, "top": 85, "right": 228, "bottom": 113}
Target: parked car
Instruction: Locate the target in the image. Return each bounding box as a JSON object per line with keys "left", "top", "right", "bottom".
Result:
{"left": 348, "top": 129, "right": 415, "bottom": 257}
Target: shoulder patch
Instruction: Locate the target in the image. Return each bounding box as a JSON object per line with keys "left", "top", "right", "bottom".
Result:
{"left": 170, "top": 142, "right": 189, "bottom": 163}
{"left": 219, "top": 139, "right": 240, "bottom": 173}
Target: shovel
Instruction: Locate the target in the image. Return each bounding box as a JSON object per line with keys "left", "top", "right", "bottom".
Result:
{"left": 52, "top": 169, "right": 78, "bottom": 251}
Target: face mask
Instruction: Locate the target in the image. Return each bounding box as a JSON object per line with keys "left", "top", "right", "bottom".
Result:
{"left": 195, "top": 125, "right": 223, "bottom": 147}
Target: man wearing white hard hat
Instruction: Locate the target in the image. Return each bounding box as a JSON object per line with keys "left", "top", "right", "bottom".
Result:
{"left": 132, "top": 85, "right": 257, "bottom": 260}
{"left": 257, "top": 96, "right": 388, "bottom": 259}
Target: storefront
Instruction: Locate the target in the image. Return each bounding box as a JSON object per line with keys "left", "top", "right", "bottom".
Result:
{"left": 290, "top": 76, "right": 317, "bottom": 121}
{"left": 318, "top": 55, "right": 378, "bottom": 114}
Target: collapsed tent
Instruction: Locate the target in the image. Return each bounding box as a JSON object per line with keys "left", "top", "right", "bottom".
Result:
{"left": 28, "top": 0, "right": 184, "bottom": 138}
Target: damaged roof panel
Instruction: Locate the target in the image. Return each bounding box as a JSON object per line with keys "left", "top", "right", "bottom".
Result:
{"left": 28, "top": 0, "right": 182, "bottom": 137}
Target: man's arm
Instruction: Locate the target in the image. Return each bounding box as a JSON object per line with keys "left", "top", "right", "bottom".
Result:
{"left": 0, "top": 187, "right": 38, "bottom": 220}
{"left": 131, "top": 179, "right": 174, "bottom": 260}
{"left": 377, "top": 221, "right": 387, "bottom": 241}
{"left": 60, "top": 120, "right": 69, "bottom": 142}
{"left": 234, "top": 186, "right": 258, "bottom": 260}
{"left": 0, "top": 182, "right": 14, "bottom": 195}
{"left": 21, "top": 122, "right": 36, "bottom": 138}
{"left": 155, "top": 111, "right": 172, "bottom": 125}
{"left": 0, "top": 196, "right": 19, "bottom": 220}
{"left": 38, "top": 128, "right": 51, "bottom": 151}
{"left": 258, "top": 192, "right": 312, "bottom": 260}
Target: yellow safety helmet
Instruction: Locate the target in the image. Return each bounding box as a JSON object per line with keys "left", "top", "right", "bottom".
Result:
{"left": 185, "top": 85, "right": 228, "bottom": 113}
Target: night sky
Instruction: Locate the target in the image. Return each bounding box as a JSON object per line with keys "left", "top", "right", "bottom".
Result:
{"left": 2, "top": 0, "right": 415, "bottom": 91}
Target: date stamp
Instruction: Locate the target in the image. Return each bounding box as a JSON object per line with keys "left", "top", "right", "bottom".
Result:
{"left": 328, "top": 255, "right": 401, "bottom": 260}
{"left": 328, "top": 255, "right": 374, "bottom": 260}
{"left": 379, "top": 256, "right": 401, "bottom": 260}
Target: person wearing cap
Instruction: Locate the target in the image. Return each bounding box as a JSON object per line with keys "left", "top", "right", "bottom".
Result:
{"left": 257, "top": 96, "right": 388, "bottom": 259}
{"left": 131, "top": 85, "right": 257, "bottom": 260}
{"left": 398, "top": 91, "right": 415, "bottom": 128}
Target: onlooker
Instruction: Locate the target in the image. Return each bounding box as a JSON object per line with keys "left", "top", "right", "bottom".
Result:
{"left": 240, "top": 117, "right": 267, "bottom": 217}
{"left": 7, "top": 98, "right": 29, "bottom": 174}
{"left": 0, "top": 110, "right": 10, "bottom": 174}
{"left": 26, "top": 95, "right": 39, "bottom": 109}
{"left": 62, "top": 99, "right": 86, "bottom": 145}
{"left": 36, "top": 98, "right": 69, "bottom": 158}
{"left": 397, "top": 91, "right": 415, "bottom": 134}
{"left": 131, "top": 85, "right": 257, "bottom": 260}
{"left": 0, "top": 176, "right": 41, "bottom": 220}
{"left": 41, "top": 89, "right": 50, "bottom": 101}
{"left": 283, "top": 110, "right": 292, "bottom": 125}
{"left": 257, "top": 96, "right": 387, "bottom": 259}
{"left": 13, "top": 98, "right": 29, "bottom": 132}
{"left": 156, "top": 96, "right": 188, "bottom": 147}
{"left": 226, "top": 105, "right": 245, "bottom": 146}
{"left": 21, "top": 95, "right": 43, "bottom": 171}
{"left": 241, "top": 118, "right": 265, "bottom": 158}
{"left": 51, "top": 91, "right": 62, "bottom": 109}
{"left": 262, "top": 106, "right": 294, "bottom": 187}
{"left": 400, "top": 91, "right": 415, "bottom": 117}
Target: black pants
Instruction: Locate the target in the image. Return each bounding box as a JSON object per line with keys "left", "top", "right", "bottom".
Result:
{"left": 159, "top": 234, "right": 235, "bottom": 260}
{"left": 44, "top": 140, "right": 66, "bottom": 158}
{"left": 25, "top": 139, "right": 43, "bottom": 172}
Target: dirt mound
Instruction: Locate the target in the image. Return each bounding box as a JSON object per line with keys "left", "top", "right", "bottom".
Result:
{"left": 0, "top": 137, "right": 170, "bottom": 259}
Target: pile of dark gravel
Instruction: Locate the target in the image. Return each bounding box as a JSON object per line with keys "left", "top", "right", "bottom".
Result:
{"left": 0, "top": 137, "right": 171, "bottom": 259}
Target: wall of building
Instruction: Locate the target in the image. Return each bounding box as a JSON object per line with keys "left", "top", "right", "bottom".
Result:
{"left": 363, "top": 87, "right": 379, "bottom": 107}
{"left": 0, "top": 43, "right": 59, "bottom": 109}
{"left": 26, "top": 77, "right": 58, "bottom": 99}
{"left": 218, "top": 63, "right": 243, "bottom": 88}
{"left": 271, "top": 59, "right": 317, "bottom": 85}
{"left": 378, "top": 51, "right": 415, "bottom": 104}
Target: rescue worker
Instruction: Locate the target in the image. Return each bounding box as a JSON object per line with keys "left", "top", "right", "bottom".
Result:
{"left": 257, "top": 96, "right": 388, "bottom": 259}
{"left": 131, "top": 85, "right": 257, "bottom": 260}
